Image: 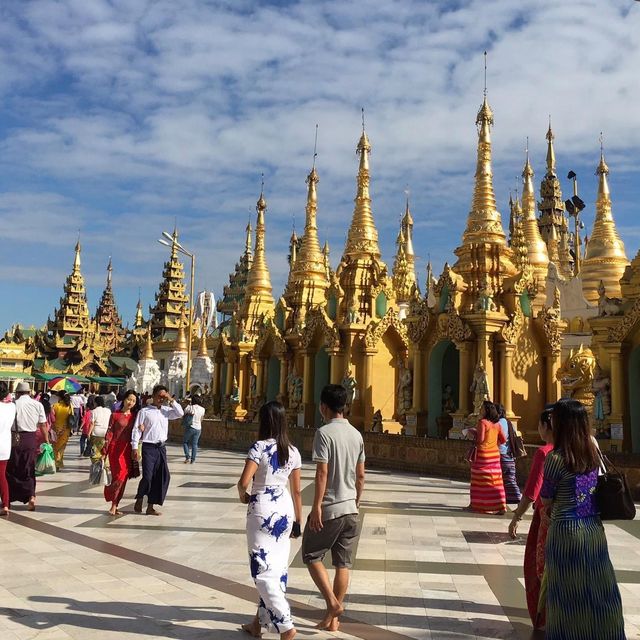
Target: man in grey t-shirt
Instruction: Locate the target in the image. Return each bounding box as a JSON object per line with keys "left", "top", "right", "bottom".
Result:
{"left": 302, "top": 384, "right": 365, "bottom": 632}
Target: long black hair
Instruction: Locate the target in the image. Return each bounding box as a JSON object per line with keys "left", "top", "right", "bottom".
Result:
{"left": 552, "top": 398, "right": 598, "bottom": 474}
{"left": 121, "top": 389, "right": 140, "bottom": 415}
{"left": 258, "top": 401, "right": 290, "bottom": 467}
{"left": 481, "top": 400, "right": 499, "bottom": 423}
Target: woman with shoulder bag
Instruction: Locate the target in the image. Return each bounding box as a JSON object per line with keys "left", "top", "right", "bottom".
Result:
{"left": 540, "top": 398, "right": 626, "bottom": 639}
{"left": 496, "top": 404, "right": 522, "bottom": 505}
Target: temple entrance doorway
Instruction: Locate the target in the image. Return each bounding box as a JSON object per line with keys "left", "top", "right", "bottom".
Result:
{"left": 266, "top": 356, "right": 280, "bottom": 402}
{"left": 427, "top": 340, "right": 459, "bottom": 438}
{"left": 628, "top": 346, "right": 640, "bottom": 453}
{"left": 313, "top": 347, "right": 330, "bottom": 427}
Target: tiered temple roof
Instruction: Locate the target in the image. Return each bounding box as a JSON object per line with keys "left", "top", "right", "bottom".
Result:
{"left": 149, "top": 228, "right": 188, "bottom": 340}
{"left": 48, "top": 240, "right": 91, "bottom": 339}
{"left": 217, "top": 221, "right": 253, "bottom": 319}
{"left": 538, "top": 123, "right": 573, "bottom": 278}
{"left": 392, "top": 198, "right": 418, "bottom": 305}
{"left": 93, "top": 258, "right": 124, "bottom": 352}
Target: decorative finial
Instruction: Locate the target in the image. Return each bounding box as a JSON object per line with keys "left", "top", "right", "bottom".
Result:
{"left": 483, "top": 50, "right": 487, "bottom": 97}
{"left": 599, "top": 131, "right": 604, "bottom": 156}
{"left": 312, "top": 123, "right": 318, "bottom": 170}
{"left": 361, "top": 106, "right": 365, "bottom": 133}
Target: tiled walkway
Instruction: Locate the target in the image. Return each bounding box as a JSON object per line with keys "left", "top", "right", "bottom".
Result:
{"left": 0, "top": 442, "right": 638, "bottom": 640}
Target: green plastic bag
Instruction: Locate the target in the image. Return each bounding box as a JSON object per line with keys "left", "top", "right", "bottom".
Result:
{"left": 35, "top": 443, "right": 56, "bottom": 476}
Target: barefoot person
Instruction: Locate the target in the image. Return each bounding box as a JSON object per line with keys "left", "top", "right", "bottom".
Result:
{"left": 7, "top": 381, "right": 49, "bottom": 511}
{"left": 131, "top": 385, "right": 183, "bottom": 516}
{"left": 302, "top": 384, "right": 365, "bottom": 632}
{"left": 238, "top": 401, "right": 302, "bottom": 640}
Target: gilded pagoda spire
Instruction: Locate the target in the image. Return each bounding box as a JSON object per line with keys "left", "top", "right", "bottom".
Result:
{"left": 343, "top": 117, "right": 381, "bottom": 259}
{"left": 197, "top": 328, "right": 208, "bottom": 357}
{"left": 49, "top": 240, "right": 91, "bottom": 338}
{"left": 538, "top": 119, "right": 573, "bottom": 278}
{"left": 289, "top": 228, "right": 298, "bottom": 268}
{"left": 217, "top": 219, "right": 254, "bottom": 319}
{"left": 240, "top": 184, "right": 275, "bottom": 335}
{"left": 453, "top": 86, "right": 515, "bottom": 305}
{"left": 581, "top": 140, "right": 629, "bottom": 304}
{"left": 521, "top": 145, "right": 549, "bottom": 282}
{"left": 338, "top": 117, "right": 389, "bottom": 323}
{"left": 143, "top": 324, "right": 154, "bottom": 360}
{"left": 284, "top": 156, "right": 330, "bottom": 317}
{"left": 93, "top": 257, "right": 123, "bottom": 351}
{"left": 175, "top": 313, "right": 188, "bottom": 352}
{"left": 134, "top": 294, "right": 145, "bottom": 329}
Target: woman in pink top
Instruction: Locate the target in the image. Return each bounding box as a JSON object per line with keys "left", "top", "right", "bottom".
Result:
{"left": 508, "top": 408, "right": 554, "bottom": 629}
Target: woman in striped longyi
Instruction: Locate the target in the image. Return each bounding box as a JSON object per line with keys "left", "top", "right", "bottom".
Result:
{"left": 468, "top": 400, "right": 507, "bottom": 515}
{"left": 540, "top": 399, "right": 626, "bottom": 639}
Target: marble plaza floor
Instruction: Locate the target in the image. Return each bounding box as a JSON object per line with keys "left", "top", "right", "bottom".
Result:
{"left": 0, "top": 442, "right": 639, "bottom": 640}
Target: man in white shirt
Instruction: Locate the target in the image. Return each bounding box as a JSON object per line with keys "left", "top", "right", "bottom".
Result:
{"left": 132, "top": 384, "right": 183, "bottom": 516}
{"left": 182, "top": 395, "right": 206, "bottom": 464}
{"left": 70, "top": 391, "right": 86, "bottom": 434}
{"left": 7, "top": 381, "right": 48, "bottom": 511}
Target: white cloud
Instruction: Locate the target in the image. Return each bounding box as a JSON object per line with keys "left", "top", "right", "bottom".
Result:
{"left": 0, "top": 0, "right": 639, "bottom": 329}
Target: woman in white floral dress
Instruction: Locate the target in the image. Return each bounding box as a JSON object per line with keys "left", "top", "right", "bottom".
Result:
{"left": 238, "top": 401, "right": 302, "bottom": 639}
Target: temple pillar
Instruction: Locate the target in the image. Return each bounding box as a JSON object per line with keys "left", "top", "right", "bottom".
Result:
{"left": 212, "top": 361, "right": 222, "bottom": 396}
{"left": 458, "top": 342, "right": 472, "bottom": 415}
{"left": 224, "top": 359, "right": 235, "bottom": 395}
{"left": 256, "top": 358, "right": 265, "bottom": 399}
{"left": 545, "top": 350, "right": 562, "bottom": 403}
{"left": 499, "top": 343, "right": 515, "bottom": 416}
{"left": 278, "top": 357, "right": 288, "bottom": 401}
{"left": 302, "top": 351, "right": 315, "bottom": 427}
{"left": 329, "top": 351, "right": 342, "bottom": 384}
{"left": 476, "top": 331, "right": 494, "bottom": 398}
{"left": 412, "top": 347, "right": 427, "bottom": 436}
{"left": 362, "top": 350, "right": 375, "bottom": 431}
{"left": 609, "top": 348, "right": 624, "bottom": 418}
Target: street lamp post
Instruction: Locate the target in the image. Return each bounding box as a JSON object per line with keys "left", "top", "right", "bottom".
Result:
{"left": 565, "top": 171, "right": 586, "bottom": 276}
{"left": 158, "top": 233, "right": 196, "bottom": 394}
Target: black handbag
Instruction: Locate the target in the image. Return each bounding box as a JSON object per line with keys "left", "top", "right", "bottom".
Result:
{"left": 507, "top": 420, "right": 527, "bottom": 459}
{"left": 595, "top": 452, "right": 636, "bottom": 521}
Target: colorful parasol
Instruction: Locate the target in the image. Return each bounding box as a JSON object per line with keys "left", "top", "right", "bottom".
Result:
{"left": 48, "top": 377, "right": 83, "bottom": 393}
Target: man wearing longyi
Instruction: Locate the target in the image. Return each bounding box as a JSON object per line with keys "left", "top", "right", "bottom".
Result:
{"left": 131, "top": 384, "right": 183, "bottom": 516}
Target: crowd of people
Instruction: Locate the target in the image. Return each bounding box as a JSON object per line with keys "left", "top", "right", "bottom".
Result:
{"left": 0, "top": 378, "right": 629, "bottom": 639}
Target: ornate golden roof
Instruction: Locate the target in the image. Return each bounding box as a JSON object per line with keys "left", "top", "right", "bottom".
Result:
{"left": 217, "top": 220, "right": 253, "bottom": 318}
{"left": 509, "top": 197, "right": 529, "bottom": 271}
{"left": 581, "top": 146, "right": 629, "bottom": 304}
{"left": 521, "top": 148, "right": 549, "bottom": 280}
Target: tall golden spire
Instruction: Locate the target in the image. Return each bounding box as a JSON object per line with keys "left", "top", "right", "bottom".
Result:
{"left": 521, "top": 145, "right": 549, "bottom": 282}
{"left": 545, "top": 121, "right": 556, "bottom": 174}
{"left": 453, "top": 74, "right": 514, "bottom": 304}
{"left": 289, "top": 228, "right": 298, "bottom": 267}
{"left": 343, "top": 113, "right": 381, "bottom": 259}
{"left": 245, "top": 184, "right": 273, "bottom": 297}
{"left": 245, "top": 219, "right": 253, "bottom": 263}
{"left": 73, "top": 238, "right": 81, "bottom": 272}
{"left": 581, "top": 139, "right": 629, "bottom": 304}
{"left": 143, "top": 324, "right": 154, "bottom": 360}
{"left": 239, "top": 182, "right": 275, "bottom": 335}
{"left": 284, "top": 147, "right": 330, "bottom": 317}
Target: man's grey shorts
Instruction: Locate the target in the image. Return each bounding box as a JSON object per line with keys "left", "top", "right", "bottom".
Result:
{"left": 302, "top": 513, "right": 360, "bottom": 568}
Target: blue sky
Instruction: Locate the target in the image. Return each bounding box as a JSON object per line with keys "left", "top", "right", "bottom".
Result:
{"left": 1, "top": 0, "right": 640, "bottom": 332}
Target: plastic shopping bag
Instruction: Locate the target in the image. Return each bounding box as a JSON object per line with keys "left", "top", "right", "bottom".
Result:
{"left": 35, "top": 443, "right": 56, "bottom": 476}
{"left": 89, "top": 459, "right": 104, "bottom": 485}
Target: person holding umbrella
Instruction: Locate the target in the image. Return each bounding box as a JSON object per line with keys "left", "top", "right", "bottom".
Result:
{"left": 51, "top": 392, "right": 73, "bottom": 470}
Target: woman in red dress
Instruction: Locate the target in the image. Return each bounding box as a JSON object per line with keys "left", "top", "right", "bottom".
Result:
{"left": 508, "top": 408, "right": 554, "bottom": 629}
{"left": 103, "top": 390, "right": 139, "bottom": 516}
